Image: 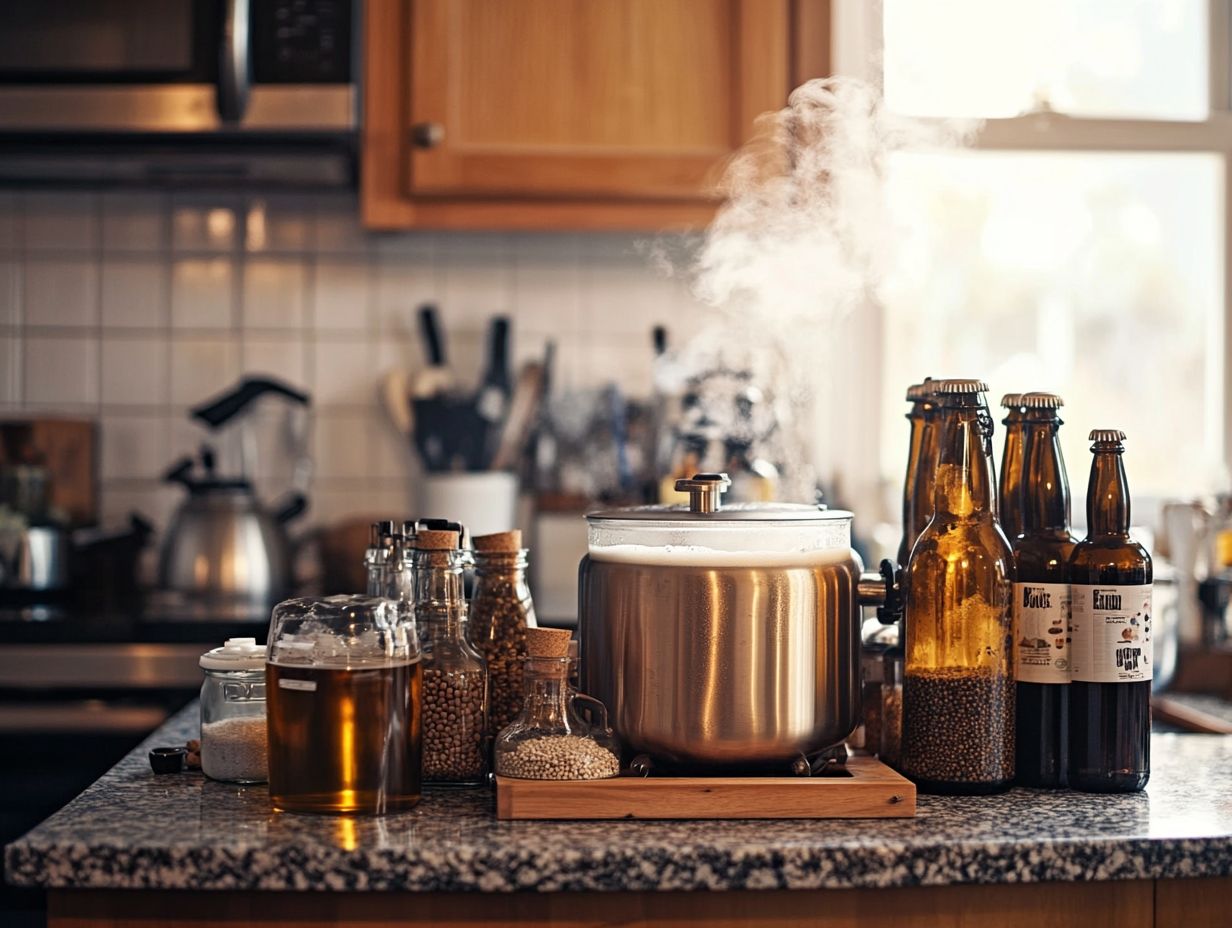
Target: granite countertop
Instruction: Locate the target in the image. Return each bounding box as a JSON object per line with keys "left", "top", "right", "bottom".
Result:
{"left": 6, "top": 702, "right": 1232, "bottom": 894}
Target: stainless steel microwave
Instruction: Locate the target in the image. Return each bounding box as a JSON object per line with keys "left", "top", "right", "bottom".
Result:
{"left": 0, "top": 1, "right": 358, "bottom": 188}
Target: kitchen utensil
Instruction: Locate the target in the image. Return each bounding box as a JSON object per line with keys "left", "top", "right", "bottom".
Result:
{"left": 476, "top": 316, "right": 513, "bottom": 460}
{"left": 160, "top": 378, "right": 312, "bottom": 619}
{"left": 490, "top": 361, "right": 545, "bottom": 471}
{"left": 380, "top": 369, "right": 415, "bottom": 438}
{"left": 578, "top": 473, "right": 900, "bottom": 772}
{"left": 495, "top": 754, "right": 916, "bottom": 820}
{"left": 159, "top": 448, "right": 306, "bottom": 618}
{"left": 413, "top": 303, "right": 453, "bottom": 398}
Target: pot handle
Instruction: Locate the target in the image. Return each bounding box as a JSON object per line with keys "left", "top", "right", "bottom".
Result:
{"left": 858, "top": 558, "right": 903, "bottom": 626}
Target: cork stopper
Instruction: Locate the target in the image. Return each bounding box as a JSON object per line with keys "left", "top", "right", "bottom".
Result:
{"left": 415, "top": 529, "right": 459, "bottom": 551}
{"left": 526, "top": 626, "right": 572, "bottom": 658}
{"left": 473, "top": 529, "right": 522, "bottom": 553}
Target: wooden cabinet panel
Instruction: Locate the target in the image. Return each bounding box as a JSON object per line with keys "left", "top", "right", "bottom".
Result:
{"left": 406, "top": 0, "right": 787, "bottom": 200}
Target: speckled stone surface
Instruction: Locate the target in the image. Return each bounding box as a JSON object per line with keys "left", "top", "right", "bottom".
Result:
{"left": 6, "top": 702, "right": 1232, "bottom": 893}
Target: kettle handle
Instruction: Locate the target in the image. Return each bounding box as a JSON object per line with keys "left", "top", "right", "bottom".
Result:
{"left": 858, "top": 558, "right": 904, "bottom": 626}
{"left": 163, "top": 456, "right": 196, "bottom": 489}
{"left": 191, "top": 377, "right": 310, "bottom": 430}
{"left": 273, "top": 493, "right": 309, "bottom": 524}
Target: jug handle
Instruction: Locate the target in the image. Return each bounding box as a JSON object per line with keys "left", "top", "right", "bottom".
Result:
{"left": 570, "top": 692, "right": 611, "bottom": 735}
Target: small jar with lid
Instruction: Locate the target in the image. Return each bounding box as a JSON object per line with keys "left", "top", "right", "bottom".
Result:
{"left": 468, "top": 529, "right": 538, "bottom": 736}
{"left": 416, "top": 529, "right": 489, "bottom": 786}
{"left": 494, "top": 627, "right": 620, "bottom": 780}
{"left": 199, "top": 637, "right": 267, "bottom": 784}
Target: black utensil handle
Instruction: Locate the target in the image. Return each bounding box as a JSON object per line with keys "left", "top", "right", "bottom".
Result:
{"left": 419, "top": 304, "right": 446, "bottom": 365}
{"left": 274, "top": 493, "right": 309, "bottom": 524}
{"left": 190, "top": 377, "right": 311, "bottom": 429}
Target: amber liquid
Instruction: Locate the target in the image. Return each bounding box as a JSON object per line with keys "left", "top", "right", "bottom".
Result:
{"left": 266, "top": 661, "right": 423, "bottom": 814}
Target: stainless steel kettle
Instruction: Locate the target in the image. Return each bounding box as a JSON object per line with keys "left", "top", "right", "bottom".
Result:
{"left": 158, "top": 378, "right": 310, "bottom": 620}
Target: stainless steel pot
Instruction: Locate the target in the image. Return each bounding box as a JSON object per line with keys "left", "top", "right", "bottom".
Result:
{"left": 578, "top": 473, "right": 898, "bottom": 773}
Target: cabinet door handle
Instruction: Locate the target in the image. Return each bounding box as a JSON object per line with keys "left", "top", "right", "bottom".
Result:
{"left": 410, "top": 123, "right": 446, "bottom": 148}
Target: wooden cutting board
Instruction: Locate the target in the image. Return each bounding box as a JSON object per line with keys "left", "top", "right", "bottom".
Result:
{"left": 495, "top": 755, "right": 916, "bottom": 820}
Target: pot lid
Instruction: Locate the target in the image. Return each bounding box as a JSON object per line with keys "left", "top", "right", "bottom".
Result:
{"left": 587, "top": 473, "right": 850, "bottom": 523}
{"left": 200, "top": 637, "right": 266, "bottom": 671}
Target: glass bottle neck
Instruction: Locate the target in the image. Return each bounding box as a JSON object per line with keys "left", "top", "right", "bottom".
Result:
{"left": 910, "top": 411, "right": 941, "bottom": 536}
{"left": 933, "top": 400, "right": 997, "bottom": 518}
{"left": 521, "top": 657, "right": 572, "bottom": 728}
{"left": 473, "top": 550, "right": 531, "bottom": 597}
{"left": 414, "top": 549, "right": 466, "bottom": 627}
{"left": 1021, "top": 417, "right": 1071, "bottom": 533}
{"left": 1086, "top": 447, "right": 1131, "bottom": 537}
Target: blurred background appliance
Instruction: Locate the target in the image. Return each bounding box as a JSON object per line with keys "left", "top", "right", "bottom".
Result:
{"left": 0, "top": 0, "right": 357, "bottom": 188}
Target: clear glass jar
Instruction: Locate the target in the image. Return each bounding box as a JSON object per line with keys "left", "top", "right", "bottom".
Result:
{"left": 199, "top": 637, "right": 267, "bottom": 784}
{"left": 495, "top": 634, "right": 620, "bottom": 780}
{"left": 468, "top": 532, "right": 538, "bottom": 736}
{"left": 266, "top": 595, "right": 421, "bottom": 814}
{"left": 416, "top": 531, "right": 489, "bottom": 786}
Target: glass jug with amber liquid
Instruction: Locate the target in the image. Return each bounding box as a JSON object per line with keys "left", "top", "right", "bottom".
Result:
{"left": 901, "top": 379, "right": 1015, "bottom": 794}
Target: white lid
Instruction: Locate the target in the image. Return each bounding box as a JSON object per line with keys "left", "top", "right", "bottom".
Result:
{"left": 200, "top": 637, "right": 266, "bottom": 672}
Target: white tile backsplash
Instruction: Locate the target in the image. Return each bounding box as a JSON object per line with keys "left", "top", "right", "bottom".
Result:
{"left": 101, "top": 334, "right": 170, "bottom": 405}
{"left": 5, "top": 190, "right": 705, "bottom": 531}
{"left": 101, "top": 413, "right": 167, "bottom": 480}
{"left": 242, "top": 333, "right": 309, "bottom": 389}
{"left": 171, "top": 258, "right": 233, "bottom": 329}
{"left": 23, "top": 192, "right": 97, "bottom": 252}
{"left": 101, "top": 259, "right": 167, "bottom": 329}
{"left": 312, "top": 337, "right": 373, "bottom": 405}
{"left": 102, "top": 193, "right": 167, "bottom": 252}
{"left": 172, "top": 195, "right": 240, "bottom": 252}
{"left": 245, "top": 196, "right": 312, "bottom": 254}
{"left": 24, "top": 258, "right": 99, "bottom": 327}
{"left": 241, "top": 258, "right": 307, "bottom": 329}
{"left": 170, "top": 336, "right": 239, "bottom": 404}
{"left": 24, "top": 335, "right": 98, "bottom": 405}
{"left": 313, "top": 260, "right": 370, "bottom": 331}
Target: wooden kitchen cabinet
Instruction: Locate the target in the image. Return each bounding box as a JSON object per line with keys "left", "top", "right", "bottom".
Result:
{"left": 362, "top": 0, "right": 830, "bottom": 230}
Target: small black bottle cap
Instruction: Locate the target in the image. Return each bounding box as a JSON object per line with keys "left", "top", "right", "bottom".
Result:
{"left": 149, "top": 747, "right": 187, "bottom": 775}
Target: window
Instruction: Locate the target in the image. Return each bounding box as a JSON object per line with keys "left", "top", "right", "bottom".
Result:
{"left": 835, "top": 0, "right": 1229, "bottom": 526}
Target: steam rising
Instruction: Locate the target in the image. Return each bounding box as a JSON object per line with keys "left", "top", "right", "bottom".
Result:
{"left": 657, "top": 79, "right": 972, "bottom": 501}
{"left": 694, "top": 78, "right": 971, "bottom": 329}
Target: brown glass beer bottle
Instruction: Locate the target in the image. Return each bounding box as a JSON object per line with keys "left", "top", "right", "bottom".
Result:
{"left": 1068, "top": 430, "right": 1152, "bottom": 793}
{"left": 902, "top": 379, "right": 1015, "bottom": 794}
{"left": 998, "top": 394, "right": 1026, "bottom": 540}
{"left": 1012, "top": 393, "right": 1076, "bottom": 788}
{"left": 897, "top": 379, "right": 934, "bottom": 570}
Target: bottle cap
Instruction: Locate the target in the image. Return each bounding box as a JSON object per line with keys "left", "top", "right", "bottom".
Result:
{"left": 934, "top": 379, "right": 989, "bottom": 394}
{"left": 1022, "top": 392, "right": 1064, "bottom": 409}
{"left": 905, "top": 378, "right": 934, "bottom": 401}
{"left": 999, "top": 393, "right": 1024, "bottom": 409}
{"left": 526, "top": 626, "right": 572, "bottom": 658}
{"left": 473, "top": 530, "right": 523, "bottom": 553}
{"left": 1089, "top": 429, "right": 1127, "bottom": 443}
{"left": 149, "top": 746, "right": 187, "bottom": 775}
{"left": 199, "top": 637, "right": 266, "bottom": 671}
{"left": 415, "top": 529, "right": 459, "bottom": 551}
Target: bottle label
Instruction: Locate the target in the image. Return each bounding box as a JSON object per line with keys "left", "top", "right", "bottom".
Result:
{"left": 1069, "top": 584, "right": 1153, "bottom": 683}
{"left": 1013, "top": 582, "right": 1071, "bottom": 684}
